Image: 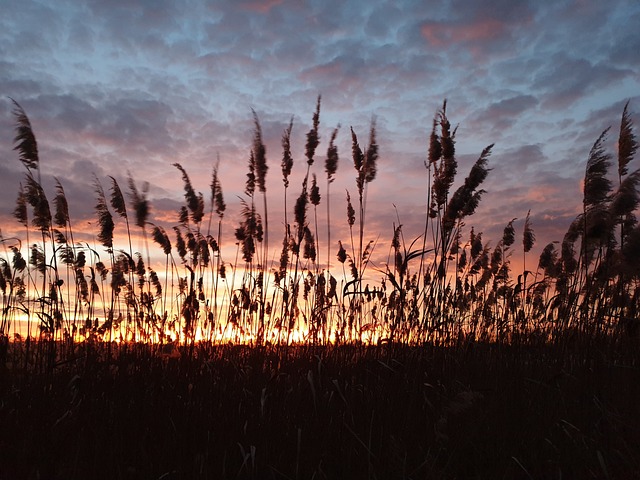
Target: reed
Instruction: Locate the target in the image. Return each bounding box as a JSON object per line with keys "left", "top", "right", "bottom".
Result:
{"left": 0, "top": 98, "right": 637, "bottom": 355}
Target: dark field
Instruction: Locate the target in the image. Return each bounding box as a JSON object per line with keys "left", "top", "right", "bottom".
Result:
{"left": 1, "top": 340, "right": 639, "bottom": 480}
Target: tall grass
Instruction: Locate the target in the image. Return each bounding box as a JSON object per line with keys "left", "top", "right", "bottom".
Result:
{"left": 0, "top": 98, "right": 638, "bottom": 369}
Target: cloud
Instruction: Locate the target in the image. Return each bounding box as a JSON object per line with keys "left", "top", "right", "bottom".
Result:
{"left": 467, "top": 95, "right": 539, "bottom": 139}
{"left": 1, "top": 0, "right": 639, "bottom": 268}
{"left": 533, "top": 54, "right": 631, "bottom": 109}
{"left": 237, "top": 0, "right": 284, "bottom": 14}
{"left": 419, "top": 0, "right": 535, "bottom": 62}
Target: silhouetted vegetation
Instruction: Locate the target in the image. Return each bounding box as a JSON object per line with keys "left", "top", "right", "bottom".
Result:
{"left": 0, "top": 98, "right": 638, "bottom": 479}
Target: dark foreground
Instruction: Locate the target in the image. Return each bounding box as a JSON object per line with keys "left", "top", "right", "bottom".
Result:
{"left": 1, "top": 340, "right": 639, "bottom": 479}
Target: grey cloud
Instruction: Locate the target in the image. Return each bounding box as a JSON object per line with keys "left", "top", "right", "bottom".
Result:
{"left": 449, "top": 0, "right": 535, "bottom": 23}
{"left": 533, "top": 54, "right": 631, "bottom": 109}
{"left": 473, "top": 95, "right": 539, "bottom": 134}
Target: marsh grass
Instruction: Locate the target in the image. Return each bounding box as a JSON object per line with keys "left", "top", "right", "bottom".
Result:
{"left": 1, "top": 99, "right": 640, "bottom": 352}
{"left": 0, "top": 98, "right": 639, "bottom": 478}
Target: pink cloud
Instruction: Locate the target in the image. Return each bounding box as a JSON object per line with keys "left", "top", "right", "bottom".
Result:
{"left": 238, "top": 0, "right": 284, "bottom": 14}
{"left": 421, "top": 18, "right": 507, "bottom": 47}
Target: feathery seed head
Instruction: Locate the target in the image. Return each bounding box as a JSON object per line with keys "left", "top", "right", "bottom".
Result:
{"left": 583, "top": 128, "right": 613, "bottom": 209}
{"left": 523, "top": 210, "right": 535, "bottom": 253}
{"left": 502, "top": 219, "right": 516, "bottom": 248}
{"left": 364, "top": 118, "right": 378, "bottom": 183}
{"left": 305, "top": 95, "right": 321, "bottom": 165}
{"left": 325, "top": 125, "right": 340, "bottom": 183}
{"left": 337, "top": 241, "right": 347, "bottom": 264}
{"left": 210, "top": 161, "right": 226, "bottom": 219}
{"left": 346, "top": 190, "right": 355, "bottom": 227}
{"left": 294, "top": 190, "right": 308, "bottom": 238}
{"left": 109, "top": 176, "right": 128, "bottom": 219}
{"left": 281, "top": 117, "right": 294, "bottom": 187}
{"left": 53, "top": 179, "right": 70, "bottom": 228}
{"left": 14, "top": 184, "right": 28, "bottom": 227}
{"left": 252, "top": 110, "right": 268, "bottom": 192}
{"left": 11, "top": 99, "right": 39, "bottom": 171}
{"left": 618, "top": 101, "right": 638, "bottom": 179}
{"left": 310, "top": 174, "right": 321, "bottom": 206}
{"left": 127, "top": 173, "right": 150, "bottom": 228}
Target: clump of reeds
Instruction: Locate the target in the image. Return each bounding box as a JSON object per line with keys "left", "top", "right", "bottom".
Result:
{"left": 1, "top": 97, "right": 638, "bottom": 364}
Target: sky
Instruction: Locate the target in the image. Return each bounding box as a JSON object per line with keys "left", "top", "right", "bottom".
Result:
{"left": 1, "top": 0, "right": 639, "bottom": 275}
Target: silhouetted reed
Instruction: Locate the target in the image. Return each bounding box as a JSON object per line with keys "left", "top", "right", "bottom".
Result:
{"left": 1, "top": 98, "right": 638, "bottom": 364}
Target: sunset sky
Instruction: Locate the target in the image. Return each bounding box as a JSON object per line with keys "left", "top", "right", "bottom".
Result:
{"left": 1, "top": 0, "right": 639, "bottom": 272}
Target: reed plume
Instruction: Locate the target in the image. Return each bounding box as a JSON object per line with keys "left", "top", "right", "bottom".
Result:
{"left": 251, "top": 111, "right": 269, "bottom": 275}
{"left": 584, "top": 128, "right": 613, "bottom": 210}
{"left": 430, "top": 102, "right": 457, "bottom": 217}
{"left": 93, "top": 177, "right": 114, "bottom": 250}
{"left": 174, "top": 163, "right": 204, "bottom": 225}
{"left": 442, "top": 145, "right": 492, "bottom": 236}
{"left": 235, "top": 199, "right": 263, "bottom": 263}
{"left": 14, "top": 184, "right": 28, "bottom": 227}
{"left": 310, "top": 173, "right": 321, "bottom": 268}
{"left": 618, "top": 101, "right": 638, "bottom": 180}
{"left": 127, "top": 174, "right": 150, "bottom": 229}
{"left": 325, "top": 125, "right": 340, "bottom": 272}
{"left": 53, "top": 180, "right": 70, "bottom": 229}
{"left": 523, "top": 210, "right": 535, "bottom": 253}
{"left": 24, "top": 172, "right": 52, "bottom": 235}
{"left": 252, "top": 110, "right": 268, "bottom": 193}
{"left": 151, "top": 225, "right": 172, "bottom": 255}
{"left": 305, "top": 95, "right": 321, "bottom": 166}
{"left": 209, "top": 160, "right": 226, "bottom": 227}
{"left": 282, "top": 117, "right": 294, "bottom": 189}
{"left": 11, "top": 99, "right": 39, "bottom": 172}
